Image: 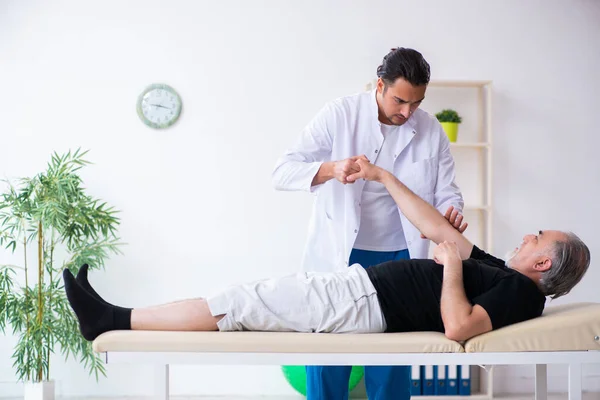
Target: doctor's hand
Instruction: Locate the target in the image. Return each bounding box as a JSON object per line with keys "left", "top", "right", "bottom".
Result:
{"left": 420, "top": 205, "right": 468, "bottom": 239}
{"left": 333, "top": 155, "right": 369, "bottom": 184}
{"left": 346, "top": 158, "right": 385, "bottom": 183}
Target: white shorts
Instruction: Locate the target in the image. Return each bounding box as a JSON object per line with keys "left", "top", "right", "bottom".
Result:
{"left": 206, "top": 264, "right": 387, "bottom": 333}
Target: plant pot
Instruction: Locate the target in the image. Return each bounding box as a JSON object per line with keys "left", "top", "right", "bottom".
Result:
{"left": 440, "top": 122, "right": 459, "bottom": 142}
{"left": 24, "top": 380, "right": 55, "bottom": 400}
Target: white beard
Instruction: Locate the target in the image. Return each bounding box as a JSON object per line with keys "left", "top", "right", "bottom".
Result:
{"left": 504, "top": 248, "right": 519, "bottom": 268}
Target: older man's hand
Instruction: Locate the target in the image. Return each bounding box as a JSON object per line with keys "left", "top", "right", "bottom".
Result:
{"left": 421, "top": 205, "right": 468, "bottom": 239}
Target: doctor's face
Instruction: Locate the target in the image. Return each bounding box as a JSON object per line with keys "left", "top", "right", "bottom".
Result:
{"left": 376, "top": 77, "right": 426, "bottom": 126}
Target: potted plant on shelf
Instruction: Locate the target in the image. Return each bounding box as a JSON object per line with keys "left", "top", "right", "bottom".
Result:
{"left": 0, "top": 149, "right": 123, "bottom": 400}
{"left": 435, "top": 109, "right": 462, "bottom": 142}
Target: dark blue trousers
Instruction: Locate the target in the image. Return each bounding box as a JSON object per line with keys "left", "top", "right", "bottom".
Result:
{"left": 305, "top": 248, "right": 411, "bottom": 400}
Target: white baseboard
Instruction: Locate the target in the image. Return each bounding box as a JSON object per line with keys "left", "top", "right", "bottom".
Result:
{"left": 1, "top": 376, "right": 599, "bottom": 399}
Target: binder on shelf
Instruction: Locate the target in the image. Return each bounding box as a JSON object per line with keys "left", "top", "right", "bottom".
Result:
{"left": 410, "top": 365, "right": 421, "bottom": 395}
{"left": 446, "top": 364, "right": 459, "bottom": 395}
{"left": 434, "top": 365, "right": 447, "bottom": 395}
{"left": 421, "top": 365, "right": 435, "bottom": 395}
{"left": 459, "top": 365, "right": 471, "bottom": 396}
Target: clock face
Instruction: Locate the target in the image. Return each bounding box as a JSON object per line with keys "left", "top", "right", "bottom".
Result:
{"left": 136, "top": 84, "right": 182, "bottom": 129}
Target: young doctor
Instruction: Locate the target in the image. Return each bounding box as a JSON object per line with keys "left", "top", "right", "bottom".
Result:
{"left": 271, "top": 47, "right": 466, "bottom": 400}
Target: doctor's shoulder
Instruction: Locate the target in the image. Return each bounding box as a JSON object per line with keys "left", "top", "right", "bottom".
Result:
{"left": 411, "top": 109, "right": 451, "bottom": 148}
{"left": 412, "top": 109, "right": 443, "bottom": 133}
{"left": 312, "top": 93, "right": 357, "bottom": 117}
{"left": 326, "top": 91, "right": 366, "bottom": 114}
{"left": 310, "top": 93, "right": 365, "bottom": 130}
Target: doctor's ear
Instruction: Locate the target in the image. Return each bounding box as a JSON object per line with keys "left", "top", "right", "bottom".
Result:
{"left": 376, "top": 78, "right": 386, "bottom": 93}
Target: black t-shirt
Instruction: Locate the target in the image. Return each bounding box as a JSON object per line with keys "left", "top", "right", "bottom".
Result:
{"left": 365, "top": 246, "right": 546, "bottom": 333}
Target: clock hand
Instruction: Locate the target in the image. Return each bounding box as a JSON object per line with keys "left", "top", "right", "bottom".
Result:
{"left": 149, "top": 104, "right": 172, "bottom": 109}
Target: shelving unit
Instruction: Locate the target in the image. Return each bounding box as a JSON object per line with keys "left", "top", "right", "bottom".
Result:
{"left": 364, "top": 79, "right": 495, "bottom": 399}
{"left": 430, "top": 80, "right": 494, "bottom": 399}
{"left": 431, "top": 79, "right": 493, "bottom": 255}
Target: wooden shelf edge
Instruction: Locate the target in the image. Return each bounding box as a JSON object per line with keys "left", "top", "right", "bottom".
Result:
{"left": 429, "top": 80, "right": 493, "bottom": 88}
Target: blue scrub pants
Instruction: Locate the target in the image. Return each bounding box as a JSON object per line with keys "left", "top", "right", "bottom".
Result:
{"left": 305, "top": 248, "right": 411, "bottom": 400}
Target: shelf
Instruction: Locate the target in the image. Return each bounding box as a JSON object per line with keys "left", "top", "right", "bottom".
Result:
{"left": 464, "top": 205, "right": 490, "bottom": 211}
{"left": 429, "top": 80, "right": 492, "bottom": 88}
{"left": 450, "top": 142, "right": 490, "bottom": 148}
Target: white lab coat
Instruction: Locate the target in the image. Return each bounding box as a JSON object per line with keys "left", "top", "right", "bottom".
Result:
{"left": 272, "top": 90, "right": 464, "bottom": 272}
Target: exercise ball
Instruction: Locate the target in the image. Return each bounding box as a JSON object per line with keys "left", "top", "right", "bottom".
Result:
{"left": 281, "top": 365, "right": 364, "bottom": 396}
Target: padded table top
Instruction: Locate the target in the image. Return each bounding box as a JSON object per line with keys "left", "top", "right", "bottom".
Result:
{"left": 92, "top": 302, "right": 600, "bottom": 354}
{"left": 465, "top": 302, "right": 600, "bottom": 352}
{"left": 93, "top": 331, "right": 462, "bottom": 354}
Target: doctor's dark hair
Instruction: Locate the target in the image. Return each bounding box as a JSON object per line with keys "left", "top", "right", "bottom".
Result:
{"left": 539, "top": 232, "right": 590, "bottom": 299}
{"left": 377, "top": 47, "right": 431, "bottom": 87}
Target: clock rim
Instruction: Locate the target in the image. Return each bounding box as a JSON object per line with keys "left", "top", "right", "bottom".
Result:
{"left": 136, "top": 83, "right": 182, "bottom": 129}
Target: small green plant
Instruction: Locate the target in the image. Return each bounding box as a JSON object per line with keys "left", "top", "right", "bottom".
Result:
{"left": 0, "top": 149, "right": 123, "bottom": 383}
{"left": 435, "top": 109, "right": 462, "bottom": 123}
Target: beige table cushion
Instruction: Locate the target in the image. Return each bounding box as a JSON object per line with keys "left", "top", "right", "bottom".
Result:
{"left": 93, "top": 302, "right": 600, "bottom": 355}
{"left": 465, "top": 302, "right": 600, "bottom": 353}
{"left": 93, "top": 330, "right": 463, "bottom": 354}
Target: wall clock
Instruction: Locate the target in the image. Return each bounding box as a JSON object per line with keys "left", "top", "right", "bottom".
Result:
{"left": 136, "top": 83, "right": 182, "bottom": 129}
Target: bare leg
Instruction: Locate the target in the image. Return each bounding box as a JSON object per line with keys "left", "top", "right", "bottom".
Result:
{"left": 63, "top": 268, "right": 226, "bottom": 340}
{"left": 131, "top": 298, "right": 224, "bottom": 331}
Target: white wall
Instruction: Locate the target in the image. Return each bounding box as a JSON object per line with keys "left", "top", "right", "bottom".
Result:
{"left": 1, "top": 0, "right": 599, "bottom": 397}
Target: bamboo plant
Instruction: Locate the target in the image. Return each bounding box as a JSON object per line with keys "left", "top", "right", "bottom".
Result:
{"left": 0, "top": 149, "right": 123, "bottom": 383}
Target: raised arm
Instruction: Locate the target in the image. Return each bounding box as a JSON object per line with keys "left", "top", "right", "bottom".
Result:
{"left": 347, "top": 159, "right": 473, "bottom": 259}
{"left": 347, "top": 159, "right": 492, "bottom": 340}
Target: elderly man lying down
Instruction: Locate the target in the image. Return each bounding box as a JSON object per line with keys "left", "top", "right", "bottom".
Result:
{"left": 64, "top": 158, "right": 591, "bottom": 343}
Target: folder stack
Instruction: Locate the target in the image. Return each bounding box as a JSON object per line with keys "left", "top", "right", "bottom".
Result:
{"left": 408, "top": 364, "right": 471, "bottom": 396}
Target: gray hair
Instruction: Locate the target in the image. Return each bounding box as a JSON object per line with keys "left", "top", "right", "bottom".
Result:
{"left": 539, "top": 232, "right": 591, "bottom": 299}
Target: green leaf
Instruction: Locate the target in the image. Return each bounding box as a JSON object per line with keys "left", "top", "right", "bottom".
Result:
{"left": 435, "top": 109, "right": 462, "bottom": 123}
{"left": 0, "top": 149, "right": 121, "bottom": 382}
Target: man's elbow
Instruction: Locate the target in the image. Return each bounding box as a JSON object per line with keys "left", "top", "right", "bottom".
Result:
{"left": 444, "top": 327, "right": 470, "bottom": 342}
{"left": 443, "top": 319, "right": 476, "bottom": 342}
{"left": 444, "top": 321, "right": 491, "bottom": 342}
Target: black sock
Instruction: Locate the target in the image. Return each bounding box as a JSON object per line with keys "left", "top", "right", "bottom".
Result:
{"left": 63, "top": 269, "right": 132, "bottom": 341}
{"left": 76, "top": 264, "right": 113, "bottom": 306}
